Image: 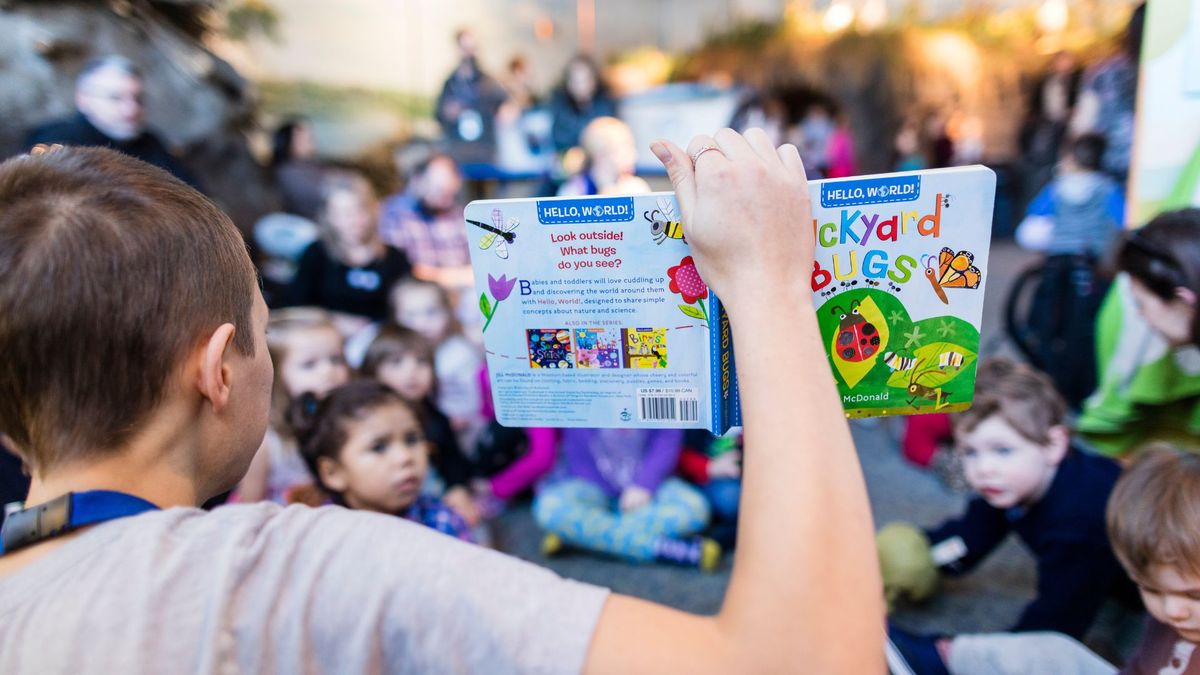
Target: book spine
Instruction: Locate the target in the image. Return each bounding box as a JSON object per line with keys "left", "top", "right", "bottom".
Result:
{"left": 709, "top": 293, "right": 739, "bottom": 434}
{"left": 722, "top": 298, "right": 741, "bottom": 429}
{"left": 709, "top": 293, "right": 724, "bottom": 434}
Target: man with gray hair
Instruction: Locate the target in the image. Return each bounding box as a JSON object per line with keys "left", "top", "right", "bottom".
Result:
{"left": 26, "top": 55, "right": 197, "bottom": 186}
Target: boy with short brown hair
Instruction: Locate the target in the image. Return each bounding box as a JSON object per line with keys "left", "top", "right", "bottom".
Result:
{"left": 1107, "top": 446, "right": 1200, "bottom": 671}
{"left": 884, "top": 359, "right": 1132, "bottom": 640}
{"left": 0, "top": 145, "right": 256, "bottom": 474}
{"left": 896, "top": 444, "right": 1200, "bottom": 675}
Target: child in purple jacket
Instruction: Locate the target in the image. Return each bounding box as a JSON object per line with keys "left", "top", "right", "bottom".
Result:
{"left": 532, "top": 428, "right": 719, "bottom": 570}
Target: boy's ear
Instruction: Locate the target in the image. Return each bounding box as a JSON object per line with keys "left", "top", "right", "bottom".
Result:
{"left": 197, "top": 323, "right": 238, "bottom": 412}
{"left": 1045, "top": 425, "right": 1071, "bottom": 465}
{"left": 317, "top": 456, "right": 349, "bottom": 493}
{"left": 1176, "top": 286, "right": 1197, "bottom": 308}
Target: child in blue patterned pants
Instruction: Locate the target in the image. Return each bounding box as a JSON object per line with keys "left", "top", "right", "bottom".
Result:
{"left": 533, "top": 428, "right": 719, "bottom": 570}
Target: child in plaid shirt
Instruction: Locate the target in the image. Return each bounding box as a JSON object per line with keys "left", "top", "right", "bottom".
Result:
{"left": 296, "top": 380, "right": 473, "bottom": 542}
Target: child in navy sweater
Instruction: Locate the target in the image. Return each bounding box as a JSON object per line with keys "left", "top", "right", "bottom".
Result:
{"left": 882, "top": 360, "right": 1134, "bottom": 641}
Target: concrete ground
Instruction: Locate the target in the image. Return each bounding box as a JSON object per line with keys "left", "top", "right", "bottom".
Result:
{"left": 489, "top": 240, "right": 1144, "bottom": 663}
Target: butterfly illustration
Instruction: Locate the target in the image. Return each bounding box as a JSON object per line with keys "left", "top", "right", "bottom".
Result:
{"left": 923, "top": 247, "right": 981, "bottom": 305}
{"left": 468, "top": 208, "right": 519, "bottom": 259}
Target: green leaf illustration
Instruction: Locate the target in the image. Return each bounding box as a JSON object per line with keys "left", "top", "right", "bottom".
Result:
{"left": 888, "top": 341, "right": 976, "bottom": 389}
{"left": 678, "top": 304, "right": 706, "bottom": 320}
{"left": 479, "top": 292, "right": 492, "bottom": 318}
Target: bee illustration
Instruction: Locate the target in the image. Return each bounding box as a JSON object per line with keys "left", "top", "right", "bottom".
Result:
{"left": 832, "top": 299, "right": 881, "bottom": 362}
{"left": 883, "top": 351, "right": 916, "bottom": 372}
{"left": 467, "top": 208, "right": 519, "bottom": 259}
{"left": 905, "top": 359, "right": 951, "bottom": 408}
{"left": 645, "top": 197, "right": 685, "bottom": 245}
{"left": 938, "top": 351, "right": 964, "bottom": 370}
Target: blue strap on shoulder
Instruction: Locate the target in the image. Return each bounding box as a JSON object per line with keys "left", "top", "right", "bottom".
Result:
{"left": 0, "top": 490, "right": 159, "bottom": 555}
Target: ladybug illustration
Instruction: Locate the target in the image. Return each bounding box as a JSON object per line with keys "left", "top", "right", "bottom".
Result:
{"left": 832, "top": 300, "right": 880, "bottom": 362}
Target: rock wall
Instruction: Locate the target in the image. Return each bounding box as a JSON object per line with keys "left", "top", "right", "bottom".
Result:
{"left": 0, "top": 1, "right": 277, "bottom": 234}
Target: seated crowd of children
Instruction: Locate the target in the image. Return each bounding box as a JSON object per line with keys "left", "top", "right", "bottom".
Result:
{"left": 237, "top": 158, "right": 744, "bottom": 568}
{"left": 234, "top": 145, "right": 1200, "bottom": 670}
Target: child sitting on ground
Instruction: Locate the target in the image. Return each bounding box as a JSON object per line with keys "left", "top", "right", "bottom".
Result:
{"left": 677, "top": 429, "right": 742, "bottom": 548}
{"left": 237, "top": 307, "right": 349, "bottom": 503}
{"left": 470, "top": 367, "right": 557, "bottom": 513}
{"left": 1016, "top": 133, "right": 1125, "bottom": 257}
{"left": 881, "top": 359, "right": 1133, "bottom": 640}
{"left": 287, "top": 171, "right": 412, "bottom": 331}
{"left": 360, "top": 324, "right": 482, "bottom": 526}
{"left": 533, "top": 428, "right": 718, "bottom": 570}
{"left": 390, "top": 278, "right": 484, "bottom": 448}
{"left": 296, "top": 380, "right": 472, "bottom": 542}
{"left": 556, "top": 116, "right": 650, "bottom": 197}
{"left": 892, "top": 444, "right": 1200, "bottom": 675}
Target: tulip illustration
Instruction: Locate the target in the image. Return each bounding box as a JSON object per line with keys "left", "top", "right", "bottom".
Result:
{"left": 480, "top": 274, "right": 518, "bottom": 332}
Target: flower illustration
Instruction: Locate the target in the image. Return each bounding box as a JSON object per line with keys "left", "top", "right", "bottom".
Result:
{"left": 667, "top": 256, "right": 709, "bottom": 322}
{"left": 489, "top": 274, "right": 517, "bottom": 302}
{"left": 480, "top": 274, "right": 519, "bottom": 332}
{"left": 668, "top": 256, "right": 708, "bottom": 304}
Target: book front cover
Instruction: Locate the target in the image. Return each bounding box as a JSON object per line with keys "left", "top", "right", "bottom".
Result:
{"left": 812, "top": 167, "right": 995, "bottom": 417}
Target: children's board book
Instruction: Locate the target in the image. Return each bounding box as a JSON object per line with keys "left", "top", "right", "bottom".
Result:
{"left": 466, "top": 166, "right": 996, "bottom": 433}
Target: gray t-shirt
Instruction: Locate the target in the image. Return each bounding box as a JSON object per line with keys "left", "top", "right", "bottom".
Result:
{"left": 0, "top": 502, "right": 609, "bottom": 673}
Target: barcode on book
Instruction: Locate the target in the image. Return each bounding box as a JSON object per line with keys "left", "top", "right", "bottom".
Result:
{"left": 637, "top": 388, "right": 699, "bottom": 422}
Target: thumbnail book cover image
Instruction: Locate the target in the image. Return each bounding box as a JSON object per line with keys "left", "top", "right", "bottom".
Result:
{"left": 575, "top": 328, "right": 622, "bottom": 369}
{"left": 623, "top": 327, "right": 668, "bottom": 369}
{"left": 527, "top": 328, "right": 574, "bottom": 369}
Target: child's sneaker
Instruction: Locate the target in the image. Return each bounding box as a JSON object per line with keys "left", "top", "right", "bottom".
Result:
{"left": 887, "top": 624, "right": 950, "bottom": 675}
{"left": 653, "top": 535, "right": 721, "bottom": 571}
{"left": 541, "top": 532, "right": 564, "bottom": 557}
{"left": 699, "top": 537, "right": 722, "bottom": 572}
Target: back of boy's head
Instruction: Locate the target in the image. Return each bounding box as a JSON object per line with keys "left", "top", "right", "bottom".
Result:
{"left": 954, "top": 358, "right": 1067, "bottom": 445}
{"left": 1107, "top": 445, "right": 1200, "bottom": 583}
{"left": 1065, "top": 133, "right": 1106, "bottom": 172}
{"left": 294, "top": 380, "right": 409, "bottom": 496}
{"left": 0, "top": 147, "right": 256, "bottom": 474}
{"left": 361, "top": 323, "right": 436, "bottom": 380}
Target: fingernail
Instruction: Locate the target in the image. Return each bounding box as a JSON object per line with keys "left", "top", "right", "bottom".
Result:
{"left": 650, "top": 142, "right": 673, "bottom": 166}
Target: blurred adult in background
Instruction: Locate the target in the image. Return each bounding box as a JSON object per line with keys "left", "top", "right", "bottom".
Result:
{"left": 379, "top": 153, "right": 473, "bottom": 292}
{"left": 435, "top": 28, "right": 506, "bottom": 160}
{"left": 549, "top": 55, "right": 616, "bottom": 153}
{"left": 26, "top": 55, "right": 198, "bottom": 187}
{"left": 272, "top": 118, "right": 329, "bottom": 221}
{"left": 798, "top": 100, "right": 835, "bottom": 178}
{"left": 1071, "top": 2, "right": 1145, "bottom": 186}
{"left": 494, "top": 54, "right": 553, "bottom": 174}
{"left": 500, "top": 55, "right": 538, "bottom": 112}
{"left": 925, "top": 111, "right": 955, "bottom": 169}
{"left": 893, "top": 117, "right": 928, "bottom": 172}
{"left": 1021, "top": 52, "right": 1082, "bottom": 195}
{"left": 730, "top": 92, "right": 788, "bottom": 147}
{"left": 824, "top": 108, "right": 858, "bottom": 179}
